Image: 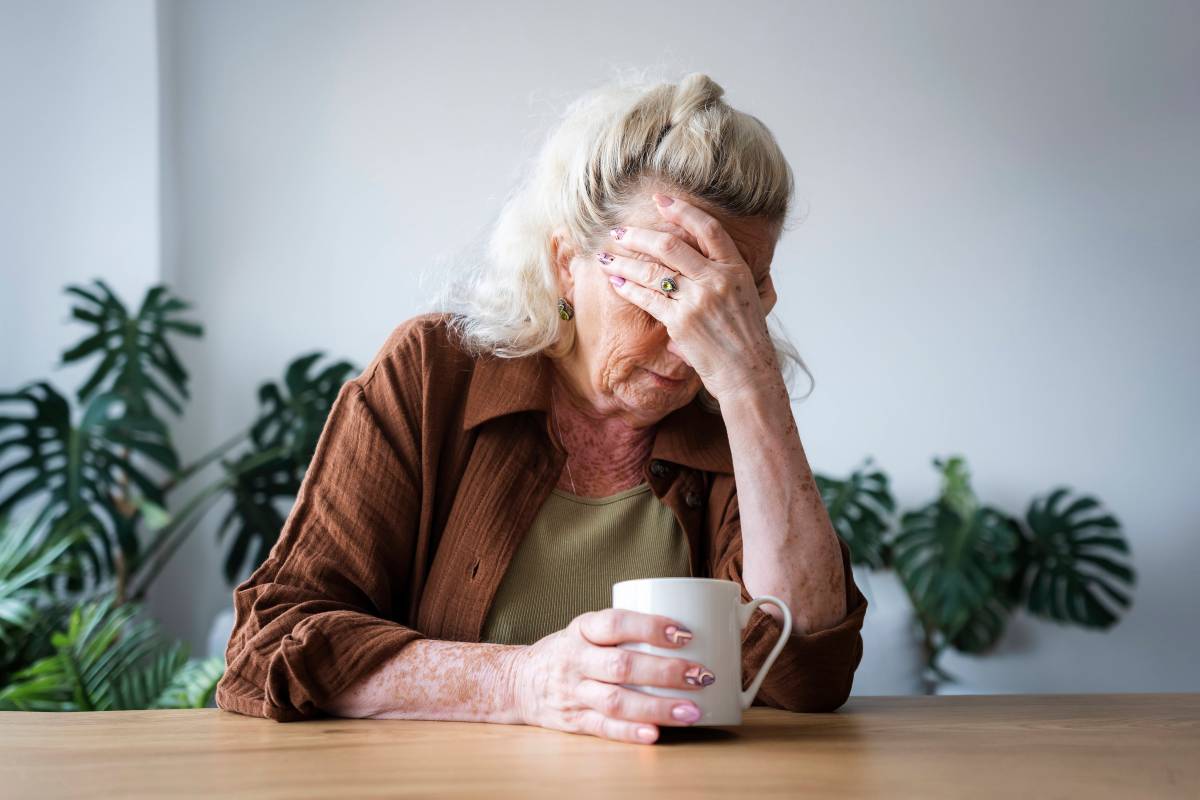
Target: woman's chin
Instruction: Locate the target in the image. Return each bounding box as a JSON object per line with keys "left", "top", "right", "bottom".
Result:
{"left": 614, "top": 372, "right": 697, "bottom": 418}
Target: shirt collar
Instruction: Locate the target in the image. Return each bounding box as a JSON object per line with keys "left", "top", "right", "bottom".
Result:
{"left": 463, "top": 351, "right": 733, "bottom": 475}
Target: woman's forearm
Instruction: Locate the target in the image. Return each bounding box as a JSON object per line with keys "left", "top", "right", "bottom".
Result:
{"left": 322, "top": 639, "right": 526, "bottom": 723}
{"left": 720, "top": 377, "right": 847, "bottom": 634}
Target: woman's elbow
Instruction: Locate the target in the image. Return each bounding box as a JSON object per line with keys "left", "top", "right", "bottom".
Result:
{"left": 758, "top": 636, "right": 862, "bottom": 713}
{"left": 759, "top": 676, "right": 855, "bottom": 713}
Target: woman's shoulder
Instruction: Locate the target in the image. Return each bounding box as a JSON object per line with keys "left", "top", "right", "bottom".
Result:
{"left": 349, "top": 312, "right": 478, "bottom": 417}
{"left": 360, "top": 312, "right": 473, "bottom": 379}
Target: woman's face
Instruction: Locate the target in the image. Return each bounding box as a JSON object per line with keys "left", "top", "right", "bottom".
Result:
{"left": 553, "top": 191, "right": 780, "bottom": 426}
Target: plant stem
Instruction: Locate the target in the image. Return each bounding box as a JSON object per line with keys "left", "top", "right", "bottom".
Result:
{"left": 125, "top": 478, "right": 232, "bottom": 601}
{"left": 114, "top": 551, "right": 127, "bottom": 605}
{"left": 162, "top": 428, "right": 250, "bottom": 495}
{"left": 126, "top": 443, "right": 286, "bottom": 599}
{"left": 888, "top": 565, "right": 945, "bottom": 695}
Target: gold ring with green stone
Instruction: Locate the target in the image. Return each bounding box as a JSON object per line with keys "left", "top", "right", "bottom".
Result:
{"left": 660, "top": 275, "right": 679, "bottom": 294}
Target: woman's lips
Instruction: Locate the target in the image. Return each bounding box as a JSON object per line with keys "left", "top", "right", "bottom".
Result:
{"left": 644, "top": 368, "right": 687, "bottom": 387}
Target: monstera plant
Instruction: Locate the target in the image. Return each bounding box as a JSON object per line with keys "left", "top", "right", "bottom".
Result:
{"left": 216, "top": 353, "right": 354, "bottom": 582}
{"left": 0, "top": 279, "right": 355, "bottom": 709}
{"left": 815, "top": 455, "right": 1135, "bottom": 691}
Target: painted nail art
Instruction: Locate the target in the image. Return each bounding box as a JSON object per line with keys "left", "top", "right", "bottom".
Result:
{"left": 664, "top": 624, "right": 693, "bottom": 645}
{"left": 610, "top": 227, "right": 627, "bottom": 240}
{"left": 596, "top": 251, "right": 614, "bottom": 264}
{"left": 671, "top": 704, "right": 702, "bottom": 723}
{"left": 684, "top": 666, "right": 716, "bottom": 687}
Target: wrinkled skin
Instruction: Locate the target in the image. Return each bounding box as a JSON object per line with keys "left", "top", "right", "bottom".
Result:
{"left": 549, "top": 189, "right": 781, "bottom": 432}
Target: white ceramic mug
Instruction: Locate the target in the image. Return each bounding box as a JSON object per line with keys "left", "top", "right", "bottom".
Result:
{"left": 611, "top": 577, "right": 793, "bottom": 726}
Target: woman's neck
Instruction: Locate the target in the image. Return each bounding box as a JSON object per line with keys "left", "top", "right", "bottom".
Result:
{"left": 547, "top": 369, "right": 657, "bottom": 498}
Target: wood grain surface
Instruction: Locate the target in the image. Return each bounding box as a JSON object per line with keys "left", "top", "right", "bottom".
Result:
{"left": 1, "top": 694, "right": 1196, "bottom": 798}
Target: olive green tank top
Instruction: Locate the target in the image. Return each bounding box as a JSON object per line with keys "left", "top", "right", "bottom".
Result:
{"left": 480, "top": 481, "right": 692, "bottom": 646}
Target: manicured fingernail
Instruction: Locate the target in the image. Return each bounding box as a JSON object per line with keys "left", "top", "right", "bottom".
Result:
{"left": 610, "top": 226, "right": 627, "bottom": 240}
{"left": 664, "top": 624, "right": 693, "bottom": 645}
{"left": 654, "top": 194, "right": 674, "bottom": 207}
{"left": 608, "top": 275, "right": 625, "bottom": 286}
{"left": 684, "top": 666, "right": 716, "bottom": 687}
{"left": 595, "top": 251, "right": 614, "bottom": 264}
{"left": 671, "top": 704, "right": 701, "bottom": 723}
{"left": 637, "top": 726, "right": 657, "bottom": 742}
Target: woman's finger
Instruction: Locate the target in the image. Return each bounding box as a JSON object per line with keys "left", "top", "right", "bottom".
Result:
{"left": 650, "top": 192, "right": 744, "bottom": 265}
{"left": 574, "top": 608, "right": 694, "bottom": 648}
{"left": 575, "top": 709, "right": 659, "bottom": 744}
{"left": 606, "top": 274, "right": 675, "bottom": 322}
{"left": 610, "top": 224, "right": 711, "bottom": 278}
{"left": 581, "top": 645, "right": 713, "bottom": 690}
{"left": 575, "top": 679, "right": 703, "bottom": 726}
{"left": 594, "top": 251, "right": 681, "bottom": 296}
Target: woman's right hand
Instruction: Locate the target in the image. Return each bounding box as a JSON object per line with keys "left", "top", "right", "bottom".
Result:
{"left": 508, "top": 608, "right": 717, "bottom": 744}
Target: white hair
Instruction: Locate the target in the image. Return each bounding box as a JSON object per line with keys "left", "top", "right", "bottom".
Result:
{"left": 426, "top": 70, "right": 814, "bottom": 408}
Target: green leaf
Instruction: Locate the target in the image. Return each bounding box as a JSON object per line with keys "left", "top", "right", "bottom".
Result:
{"left": 218, "top": 452, "right": 296, "bottom": 583}
{"left": 0, "top": 595, "right": 211, "bottom": 712}
{"left": 156, "top": 656, "right": 225, "bottom": 708}
{"left": 0, "top": 514, "right": 81, "bottom": 678}
{"left": 110, "top": 641, "right": 189, "bottom": 710}
{"left": 1014, "top": 486, "right": 1135, "bottom": 628}
{"left": 61, "top": 279, "right": 202, "bottom": 420}
{"left": 949, "top": 597, "right": 1009, "bottom": 653}
{"left": 251, "top": 352, "right": 356, "bottom": 461}
{"left": 893, "top": 456, "right": 1019, "bottom": 646}
{"left": 136, "top": 499, "right": 172, "bottom": 532}
{"left": 814, "top": 457, "right": 896, "bottom": 568}
{"left": 217, "top": 353, "right": 356, "bottom": 583}
{"left": 0, "top": 384, "right": 175, "bottom": 581}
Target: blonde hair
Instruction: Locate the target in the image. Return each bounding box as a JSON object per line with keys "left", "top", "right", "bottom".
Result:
{"left": 431, "top": 70, "right": 813, "bottom": 408}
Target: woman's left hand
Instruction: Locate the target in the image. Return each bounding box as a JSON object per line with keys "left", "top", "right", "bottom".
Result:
{"left": 595, "top": 193, "right": 780, "bottom": 401}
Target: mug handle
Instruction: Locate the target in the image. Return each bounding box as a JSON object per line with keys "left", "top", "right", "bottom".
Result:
{"left": 736, "top": 595, "right": 794, "bottom": 710}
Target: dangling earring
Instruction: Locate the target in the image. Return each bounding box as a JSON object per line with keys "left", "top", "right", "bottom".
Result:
{"left": 557, "top": 297, "right": 574, "bottom": 320}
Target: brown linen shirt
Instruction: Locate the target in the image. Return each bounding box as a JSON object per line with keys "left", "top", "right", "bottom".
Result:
{"left": 215, "top": 312, "right": 868, "bottom": 723}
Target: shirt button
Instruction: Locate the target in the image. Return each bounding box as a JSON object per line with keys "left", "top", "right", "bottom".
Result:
{"left": 685, "top": 491, "right": 703, "bottom": 509}
{"left": 649, "top": 459, "right": 672, "bottom": 478}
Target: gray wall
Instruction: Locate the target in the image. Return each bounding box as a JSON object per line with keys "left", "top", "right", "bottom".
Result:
{"left": 1, "top": 0, "right": 161, "bottom": 389}
{"left": 3, "top": 0, "right": 1198, "bottom": 694}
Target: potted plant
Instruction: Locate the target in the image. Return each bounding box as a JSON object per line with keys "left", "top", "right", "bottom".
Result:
{"left": 816, "top": 455, "right": 1135, "bottom": 694}
{"left": 0, "top": 279, "right": 355, "bottom": 709}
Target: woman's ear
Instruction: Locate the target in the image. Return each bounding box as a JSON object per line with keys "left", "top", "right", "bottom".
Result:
{"left": 550, "top": 227, "right": 577, "bottom": 300}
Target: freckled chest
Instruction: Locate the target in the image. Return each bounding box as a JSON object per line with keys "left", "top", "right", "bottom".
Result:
{"left": 547, "top": 410, "right": 655, "bottom": 498}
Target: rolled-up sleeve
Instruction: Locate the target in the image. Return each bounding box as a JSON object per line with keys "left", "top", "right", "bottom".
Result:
{"left": 710, "top": 488, "right": 868, "bottom": 713}
{"left": 215, "top": 377, "right": 425, "bottom": 722}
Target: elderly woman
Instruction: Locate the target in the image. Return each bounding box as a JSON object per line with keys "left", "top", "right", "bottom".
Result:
{"left": 216, "top": 72, "right": 866, "bottom": 744}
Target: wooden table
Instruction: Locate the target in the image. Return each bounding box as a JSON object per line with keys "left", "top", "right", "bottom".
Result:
{"left": 2, "top": 694, "right": 1196, "bottom": 798}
